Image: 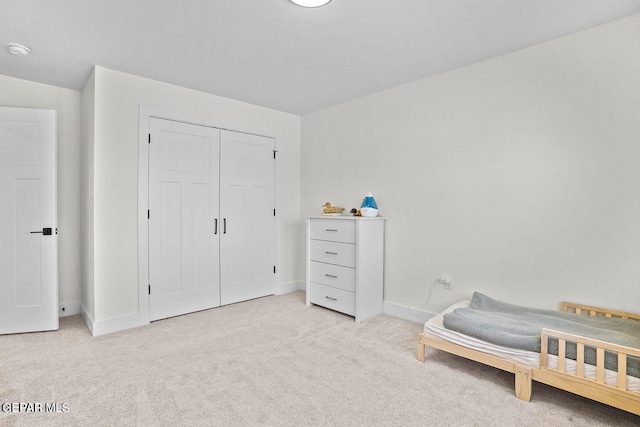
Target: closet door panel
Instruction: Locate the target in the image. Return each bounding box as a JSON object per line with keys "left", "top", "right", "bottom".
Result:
{"left": 192, "top": 183, "right": 213, "bottom": 291}
{"left": 220, "top": 130, "right": 275, "bottom": 305}
{"left": 248, "top": 185, "right": 270, "bottom": 280}
{"left": 224, "top": 184, "right": 246, "bottom": 286}
{"left": 149, "top": 118, "right": 221, "bottom": 321}
{"left": 160, "top": 181, "right": 182, "bottom": 295}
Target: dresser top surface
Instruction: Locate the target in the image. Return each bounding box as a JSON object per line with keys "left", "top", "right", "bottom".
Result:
{"left": 307, "top": 215, "right": 385, "bottom": 221}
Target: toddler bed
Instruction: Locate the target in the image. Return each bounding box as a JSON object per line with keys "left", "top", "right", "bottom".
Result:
{"left": 416, "top": 293, "right": 640, "bottom": 416}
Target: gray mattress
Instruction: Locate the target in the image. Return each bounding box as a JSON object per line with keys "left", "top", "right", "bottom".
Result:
{"left": 443, "top": 292, "right": 640, "bottom": 378}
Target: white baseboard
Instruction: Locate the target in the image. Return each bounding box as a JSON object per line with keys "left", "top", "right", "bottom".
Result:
{"left": 276, "top": 280, "right": 305, "bottom": 295}
{"left": 80, "top": 303, "right": 94, "bottom": 335}
{"left": 79, "top": 281, "right": 304, "bottom": 337}
{"left": 59, "top": 301, "right": 81, "bottom": 317}
{"left": 78, "top": 281, "right": 303, "bottom": 336}
{"left": 92, "top": 314, "right": 148, "bottom": 337}
{"left": 80, "top": 303, "right": 148, "bottom": 336}
{"left": 383, "top": 300, "right": 435, "bottom": 324}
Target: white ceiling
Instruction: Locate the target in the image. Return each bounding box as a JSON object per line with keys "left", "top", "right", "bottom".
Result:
{"left": 1, "top": 0, "right": 640, "bottom": 115}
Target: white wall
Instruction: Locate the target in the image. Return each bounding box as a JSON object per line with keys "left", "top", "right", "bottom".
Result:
{"left": 301, "top": 14, "right": 640, "bottom": 314}
{"left": 81, "top": 70, "right": 96, "bottom": 320}
{"left": 86, "top": 67, "right": 301, "bottom": 323}
{"left": 0, "top": 74, "right": 82, "bottom": 312}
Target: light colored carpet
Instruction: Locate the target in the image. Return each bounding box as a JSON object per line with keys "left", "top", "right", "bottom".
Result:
{"left": 1, "top": 291, "right": 638, "bottom": 426}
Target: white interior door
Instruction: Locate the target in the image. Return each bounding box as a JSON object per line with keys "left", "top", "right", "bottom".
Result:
{"left": 148, "top": 118, "right": 220, "bottom": 321}
{"left": 0, "top": 106, "right": 58, "bottom": 334}
{"left": 220, "top": 130, "right": 275, "bottom": 305}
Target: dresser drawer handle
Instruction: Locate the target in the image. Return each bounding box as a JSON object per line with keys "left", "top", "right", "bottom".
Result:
{"left": 324, "top": 251, "right": 338, "bottom": 255}
{"left": 325, "top": 296, "right": 338, "bottom": 301}
{"left": 325, "top": 274, "right": 338, "bottom": 279}
{"left": 325, "top": 228, "right": 338, "bottom": 232}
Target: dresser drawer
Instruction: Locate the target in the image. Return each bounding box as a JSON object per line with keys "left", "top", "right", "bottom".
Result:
{"left": 309, "top": 240, "right": 356, "bottom": 268}
{"left": 310, "top": 219, "right": 356, "bottom": 244}
{"left": 309, "top": 283, "right": 355, "bottom": 316}
{"left": 310, "top": 261, "right": 356, "bottom": 292}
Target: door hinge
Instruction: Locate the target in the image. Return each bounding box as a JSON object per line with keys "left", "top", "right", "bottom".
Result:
{"left": 148, "top": 134, "right": 151, "bottom": 144}
{"left": 148, "top": 210, "right": 150, "bottom": 219}
{"left": 148, "top": 285, "right": 151, "bottom": 295}
{"left": 273, "top": 150, "right": 277, "bottom": 159}
{"left": 273, "top": 266, "right": 276, "bottom": 274}
{"left": 273, "top": 208, "right": 276, "bottom": 216}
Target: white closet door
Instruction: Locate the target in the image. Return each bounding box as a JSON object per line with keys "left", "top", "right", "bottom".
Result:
{"left": 149, "top": 118, "right": 220, "bottom": 321}
{"left": 220, "top": 130, "right": 275, "bottom": 305}
{"left": 0, "top": 107, "right": 58, "bottom": 334}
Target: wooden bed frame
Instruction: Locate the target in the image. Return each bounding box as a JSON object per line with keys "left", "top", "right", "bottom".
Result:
{"left": 416, "top": 302, "right": 640, "bottom": 416}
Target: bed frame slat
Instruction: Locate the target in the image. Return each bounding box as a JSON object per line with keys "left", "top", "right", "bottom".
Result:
{"left": 617, "top": 353, "right": 627, "bottom": 391}
{"left": 540, "top": 334, "right": 548, "bottom": 367}
{"left": 558, "top": 339, "right": 566, "bottom": 372}
{"left": 576, "top": 342, "right": 585, "bottom": 378}
{"left": 596, "top": 347, "right": 605, "bottom": 384}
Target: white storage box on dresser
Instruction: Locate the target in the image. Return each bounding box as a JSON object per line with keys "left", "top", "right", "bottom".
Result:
{"left": 305, "top": 216, "right": 385, "bottom": 322}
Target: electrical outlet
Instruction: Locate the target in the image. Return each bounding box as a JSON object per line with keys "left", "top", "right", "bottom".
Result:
{"left": 438, "top": 275, "right": 452, "bottom": 290}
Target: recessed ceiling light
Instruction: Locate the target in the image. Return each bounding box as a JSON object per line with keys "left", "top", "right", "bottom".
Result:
{"left": 7, "top": 43, "right": 31, "bottom": 56}
{"left": 290, "top": 0, "right": 332, "bottom": 7}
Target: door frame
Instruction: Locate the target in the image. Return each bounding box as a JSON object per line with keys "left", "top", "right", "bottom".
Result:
{"left": 138, "top": 105, "right": 279, "bottom": 322}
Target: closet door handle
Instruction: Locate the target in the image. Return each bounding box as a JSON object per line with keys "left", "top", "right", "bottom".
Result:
{"left": 31, "top": 227, "right": 53, "bottom": 236}
{"left": 324, "top": 251, "right": 338, "bottom": 255}
{"left": 325, "top": 296, "right": 337, "bottom": 301}
{"left": 325, "top": 274, "right": 338, "bottom": 279}
{"left": 214, "top": 218, "right": 218, "bottom": 235}
{"left": 325, "top": 228, "right": 338, "bottom": 232}
{"left": 223, "top": 218, "right": 227, "bottom": 234}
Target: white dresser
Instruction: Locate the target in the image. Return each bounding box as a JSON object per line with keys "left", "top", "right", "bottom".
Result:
{"left": 305, "top": 216, "right": 385, "bottom": 322}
